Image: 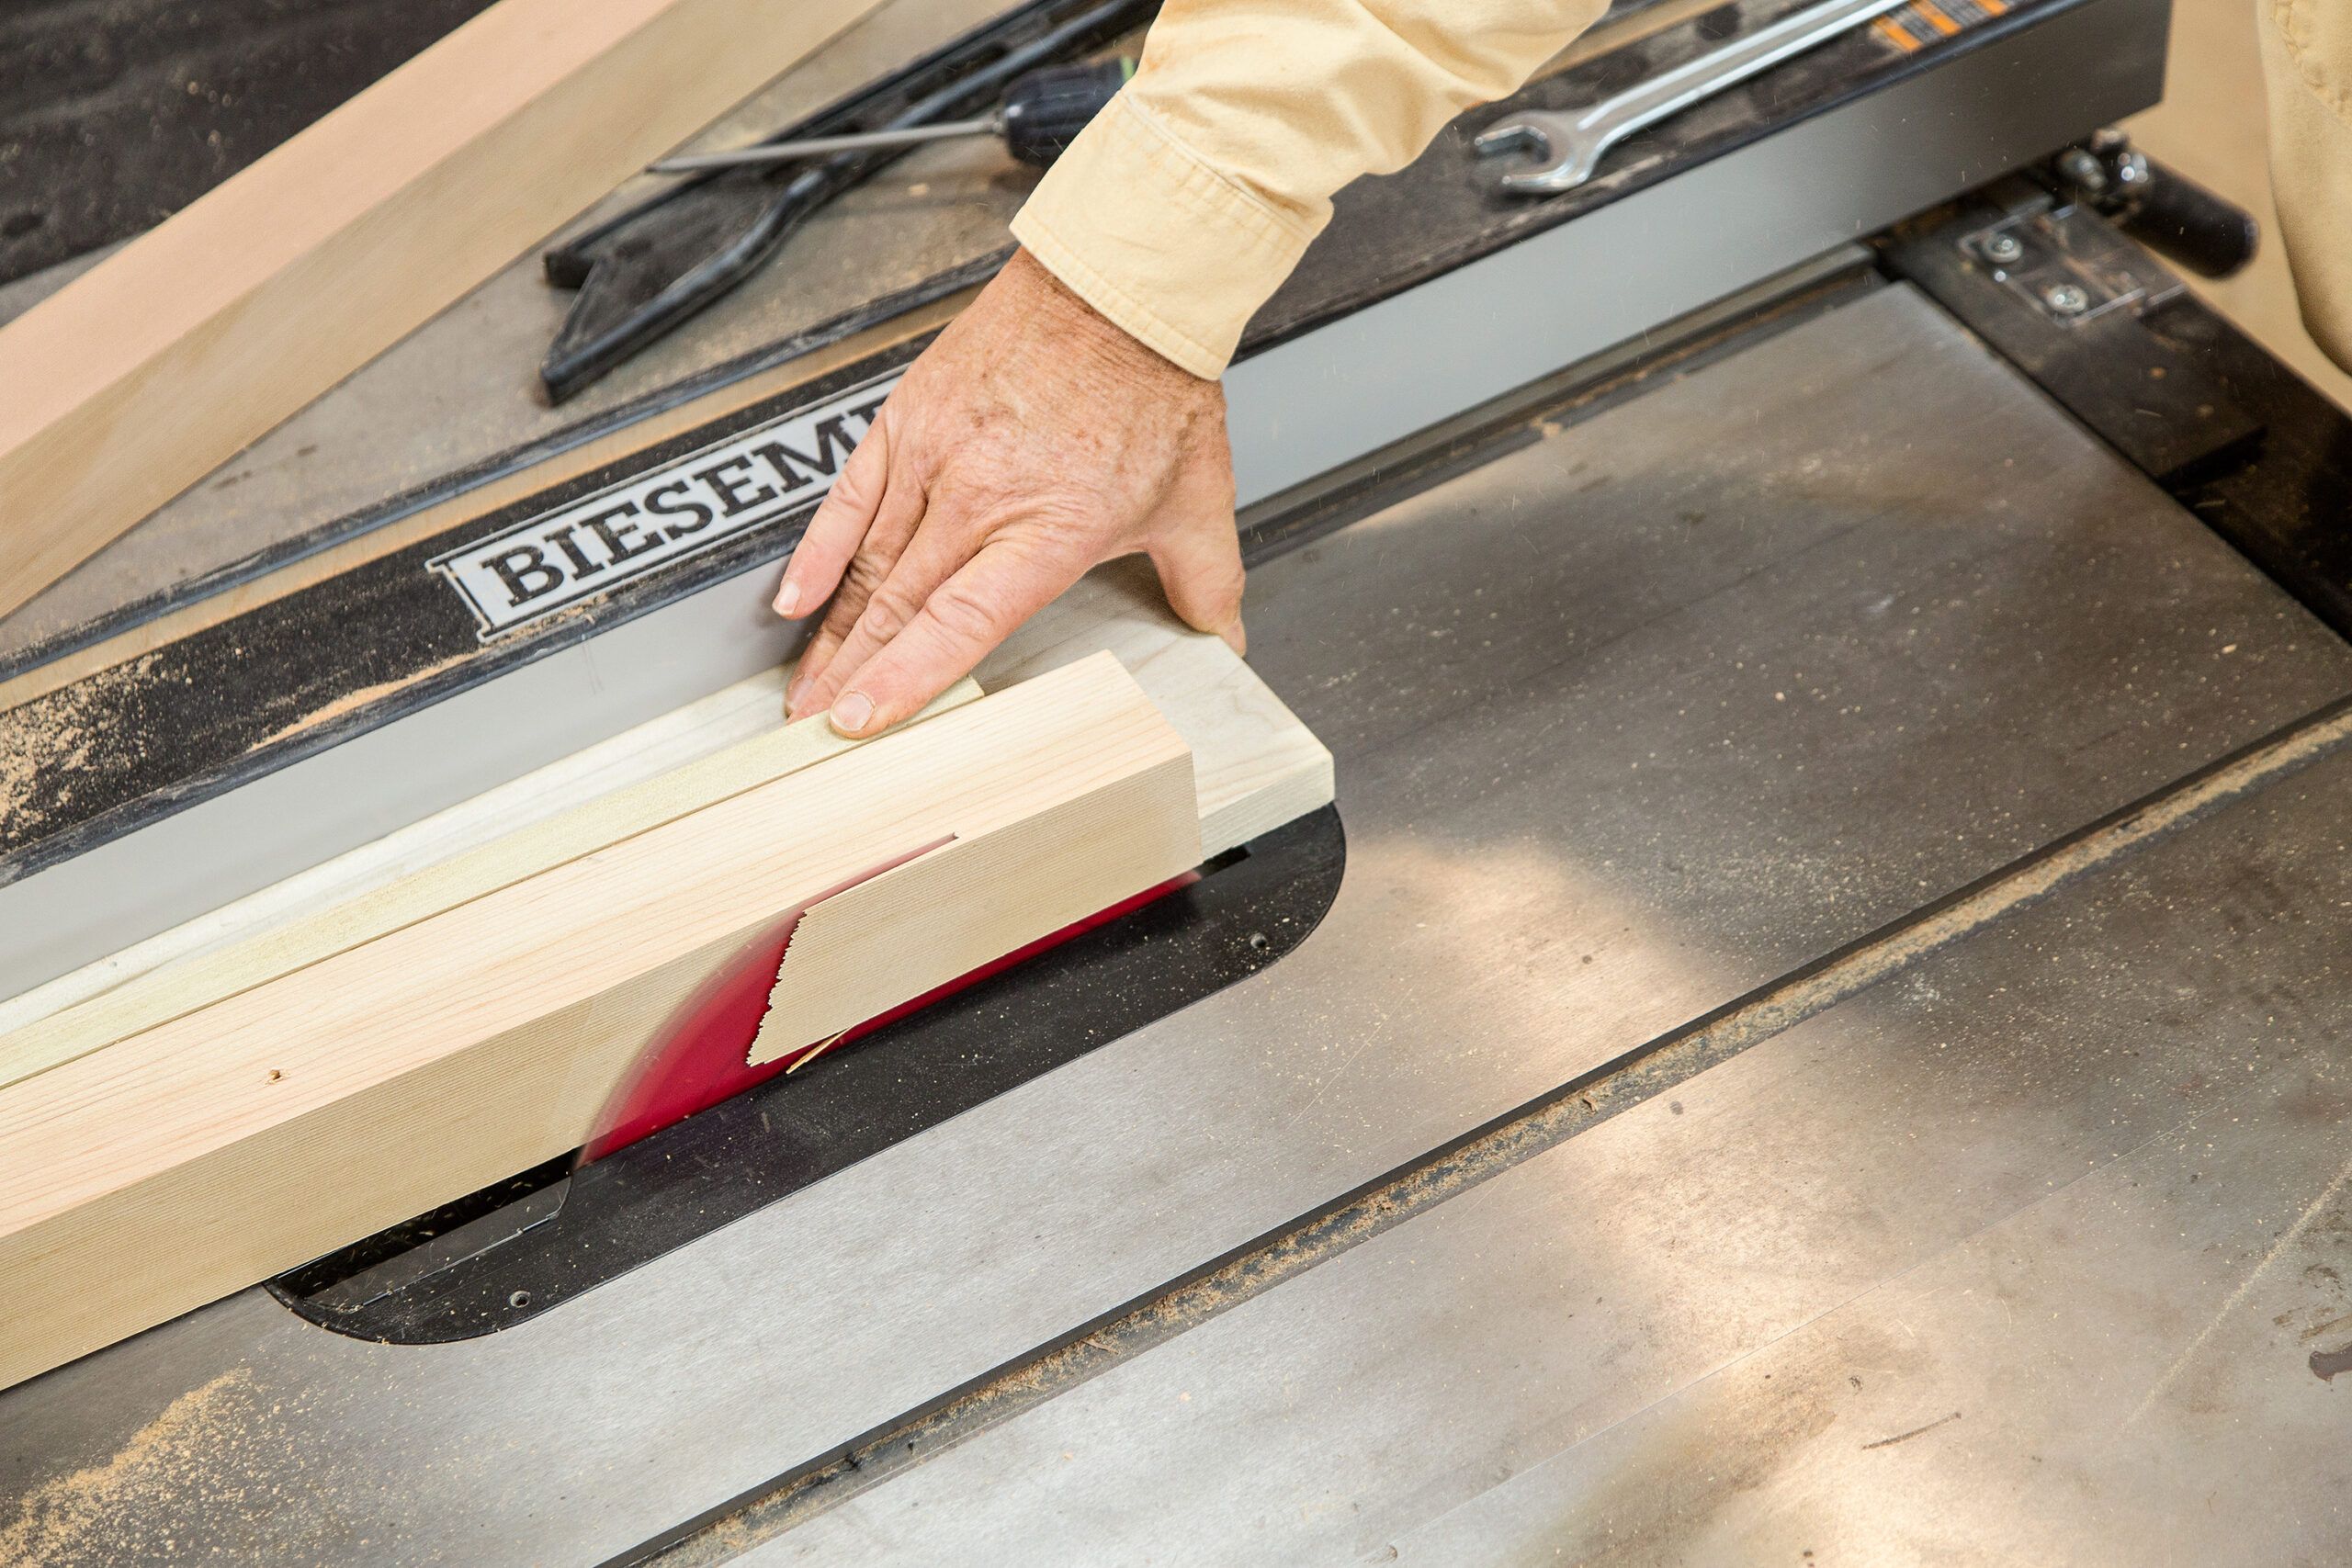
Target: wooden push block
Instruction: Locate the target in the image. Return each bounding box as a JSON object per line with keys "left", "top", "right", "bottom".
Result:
{"left": 0, "top": 652, "right": 1201, "bottom": 1392}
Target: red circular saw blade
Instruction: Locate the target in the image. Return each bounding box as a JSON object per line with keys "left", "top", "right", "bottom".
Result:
{"left": 580, "top": 858, "right": 1201, "bottom": 1164}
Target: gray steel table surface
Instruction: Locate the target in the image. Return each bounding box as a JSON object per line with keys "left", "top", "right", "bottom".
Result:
{"left": 6, "top": 281, "right": 2347, "bottom": 1563}
{"left": 768, "top": 709, "right": 2352, "bottom": 1568}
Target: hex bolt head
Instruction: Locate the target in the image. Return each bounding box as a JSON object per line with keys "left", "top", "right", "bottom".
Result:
{"left": 2056, "top": 147, "right": 2108, "bottom": 192}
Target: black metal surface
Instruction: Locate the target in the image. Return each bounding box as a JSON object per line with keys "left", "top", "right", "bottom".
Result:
{"left": 267, "top": 804, "right": 1346, "bottom": 1342}
{"left": 2152, "top": 313, "right": 2352, "bottom": 646}
{"left": 0, "top": 0, "right": 497, "bottom": 288}
{"left": 548, "top": 0, "right": 2083, "bottom": 391}
{"left": 538, "top": 0, "right": 1156, "bottom": 402}
{"left": 536, "top": 0, "right": 1687, "bottom": 397}
{"left": 1884, "top": 190, "right": 2264, "bottom": 484}
{"left": 1886, "top": 197, "right": 2352, "bottom": 644}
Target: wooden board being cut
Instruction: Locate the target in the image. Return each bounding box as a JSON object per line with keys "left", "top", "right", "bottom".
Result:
{"left": 0, "top": 676, "right": 985, "bottom": 1087}
{"left": 0, "top": 573, "right": 1335, "bottom": 1391}
{"left": 0, "top": 652, "right": 1201, "bottom": 1392}
{"left": 0, "top": 0, "right": 890, "bottom": 620}
{"left": 1, "top": 559, "right": 1335, "bottom": 1055}
{"left": 982, "top": 556, "right": 1336, "bottom": 856}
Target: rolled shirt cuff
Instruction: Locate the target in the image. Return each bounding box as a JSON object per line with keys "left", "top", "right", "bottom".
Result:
{"left": 1011, "top": 91, "right": 1319, "bottom": 380}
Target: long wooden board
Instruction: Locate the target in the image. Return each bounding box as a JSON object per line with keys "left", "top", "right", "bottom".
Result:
{"left": 0, "top": 0, "right": 889, "bottom": 620}
{"left": 0, "top": 653, "right": 1199, "bottom": 1391}
{"left": 0, "top": 677, "right": 985, "bottom": 1089}
{"left": 1, "top": 562, "right": 1335, "bottom": 1055}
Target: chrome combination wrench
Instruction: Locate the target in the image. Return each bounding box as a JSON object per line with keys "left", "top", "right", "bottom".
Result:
{"left": 1475, "top": 0, "right": 1913, "bottom": 194}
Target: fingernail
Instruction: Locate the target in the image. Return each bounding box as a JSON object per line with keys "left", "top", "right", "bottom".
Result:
{"left": 786, "top": 674, "right": 808, "bottom": 714}
{"left": 831, "top": 690, "right": 875, "bottom": 735}
{"left": 774, "top": 581, "right": 802, "bottom": 618}
{"left": 1219, "top": 617, "right": 1247, "bottom": 657}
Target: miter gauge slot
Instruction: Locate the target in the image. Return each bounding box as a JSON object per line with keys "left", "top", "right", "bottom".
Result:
{"left": 266, "top": 807, "right": 1344, "bottom": 1342}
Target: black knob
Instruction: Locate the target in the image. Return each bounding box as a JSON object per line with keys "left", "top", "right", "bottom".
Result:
{"left": 2117, "top": 157, "right": 2260, "bottom": 280}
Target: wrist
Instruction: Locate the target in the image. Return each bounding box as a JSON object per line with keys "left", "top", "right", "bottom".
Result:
{"left": 1001, "top": 246, "right": 1214, "bottom": 389}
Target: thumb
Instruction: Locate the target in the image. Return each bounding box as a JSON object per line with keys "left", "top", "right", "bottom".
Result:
{"left": 1146, "top": 487, "right": 1246, "bottom": 656}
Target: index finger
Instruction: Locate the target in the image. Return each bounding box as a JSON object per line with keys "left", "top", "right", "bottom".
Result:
{"left": 826, "top": 537, "right": 1080, "bottom": 737}
{"left": 774, "top": 406, "right": 892, "bottom": 621}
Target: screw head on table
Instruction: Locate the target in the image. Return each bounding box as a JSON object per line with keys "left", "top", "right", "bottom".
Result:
{"left": 2042, "top": 282, "right": 2091, "bottom": 316}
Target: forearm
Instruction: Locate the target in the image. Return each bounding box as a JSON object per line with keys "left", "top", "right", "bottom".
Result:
{"left": 1012, "top": 0, "right": 1611, "bottom": 377}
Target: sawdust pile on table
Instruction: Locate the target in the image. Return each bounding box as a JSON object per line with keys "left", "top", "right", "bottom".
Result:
{"left": 0, "top": 1366, "right": 291, "bottom": 1566}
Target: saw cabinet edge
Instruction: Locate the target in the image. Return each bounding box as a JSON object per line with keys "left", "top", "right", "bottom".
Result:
{"left": 0, "top": 0, "right": 893, "bottom": 621}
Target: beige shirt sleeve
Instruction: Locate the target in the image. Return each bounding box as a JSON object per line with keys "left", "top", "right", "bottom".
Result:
{"left": 1011, "top": 0, "right": 1611, "bottom": 378}
{"left": 2262, "top": 1, "right": 2352, "bottom": 372}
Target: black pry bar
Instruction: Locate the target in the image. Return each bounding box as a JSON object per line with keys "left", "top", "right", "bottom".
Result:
{"left": 537, "top": 0, "right": 1158, "bottom": 403}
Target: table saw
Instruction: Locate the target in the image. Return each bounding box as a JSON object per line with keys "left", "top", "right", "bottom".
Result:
{"left": 8, "top": 0, "right": 2352, "bottom": 1561}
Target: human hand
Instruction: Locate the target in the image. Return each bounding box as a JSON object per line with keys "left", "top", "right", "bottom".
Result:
{"left": 775, "top": 247, "right": 1243, "bottom": 735}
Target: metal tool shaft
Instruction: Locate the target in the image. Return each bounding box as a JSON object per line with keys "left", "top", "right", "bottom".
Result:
{"left": 1476, "top": 0, "right": 1912, "bottom": 193}
{"left": 651, "top": 115, "right": 1000, "bottom": 173}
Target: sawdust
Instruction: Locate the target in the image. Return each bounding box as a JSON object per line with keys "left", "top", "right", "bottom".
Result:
{"left": 246, "top": 650, "right": 473, "bottom": 757}
{"left": 0, "top": 650, "right": 162, "bottom": 846}
{"left": 0, "top": 1367, "right": 274, "bottom": 1566}
{"left": 2, "top": 643, "right": 461, "bottom": 863}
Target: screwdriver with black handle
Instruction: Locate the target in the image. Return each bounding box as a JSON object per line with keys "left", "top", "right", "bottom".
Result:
{"left": 650, "top": 58, "right": 1135, "bottom": 175}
